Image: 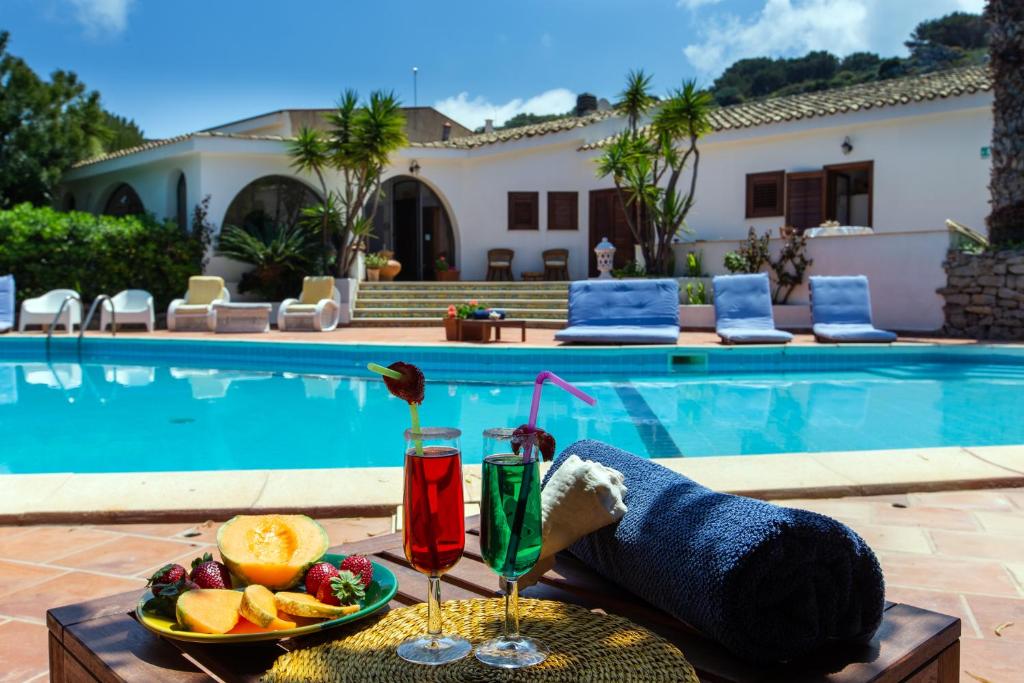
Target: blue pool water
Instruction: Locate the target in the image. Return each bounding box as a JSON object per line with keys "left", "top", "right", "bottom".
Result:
{"left": 2, "top": 339, "right": 1024, "bottom": 473}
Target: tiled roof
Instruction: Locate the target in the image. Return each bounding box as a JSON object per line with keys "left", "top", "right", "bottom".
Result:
{"left": 71, "top": 131, "right": 294, "bottom": 168}
{"left": 580, "top": 65, "right": 991, "bottom": 150}
{"left": 409, "top": 109, "right": 619, "bottom": 150}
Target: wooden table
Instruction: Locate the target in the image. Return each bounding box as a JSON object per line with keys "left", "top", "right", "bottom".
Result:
{"left": 48, "top": 521, "right": 960, "bottom": 682}
{"left": 458, "top": 318, "right": 527, "bottom": 343}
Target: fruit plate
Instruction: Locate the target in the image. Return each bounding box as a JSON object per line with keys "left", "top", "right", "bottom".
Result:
{"left": 135, "top": 554, "right": 397, "bottom": 644}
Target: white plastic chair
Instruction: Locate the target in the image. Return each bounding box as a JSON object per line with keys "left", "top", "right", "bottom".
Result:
{"left": 101, "top": 290, "right": 155, "bottom": 332}
{"left": 278, "top": 276, "right": 341, "bottom": 332}
{"left": 18, "top": 289, "right": 81, "bottom": 334}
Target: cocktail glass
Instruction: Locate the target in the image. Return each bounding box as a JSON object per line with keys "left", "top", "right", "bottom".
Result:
{"left": 397, "top": 426, "right": 472, "bottom": 665}
{"left": 475, "top": 427, "right": 547, "bottom": 668}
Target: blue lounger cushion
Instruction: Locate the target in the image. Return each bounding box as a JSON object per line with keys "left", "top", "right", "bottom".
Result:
{"left": 0, "top": 275, "right": 13, "bottom": 334}
{"left": 544, "top": 440, "right": 885, "bottom": 663}
{"left": 810, "top": 275, "right": 896, "bottom": 343}
{"left": 713, "top": 273, "right": 793, "bottom": 344}
{"left": 555, "top": 279, "right": 679, "bottom": 345}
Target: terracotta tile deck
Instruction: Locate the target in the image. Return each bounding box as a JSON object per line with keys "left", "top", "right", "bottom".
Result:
{"left": 2, "top": 494, "right": 1023, "bottom": 680}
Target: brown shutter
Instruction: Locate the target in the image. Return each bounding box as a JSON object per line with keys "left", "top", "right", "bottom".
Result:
{"left": 745, "top": 171, "right": 784, "bottom": 218}
{"left": 547, "top": 192, "right": 578, "bottom": 230}
{"left": 507, "top": 192, "right": 539, "bottom": 230}
{"left": 786, "top": 171, "right": 825, "bottom": 231}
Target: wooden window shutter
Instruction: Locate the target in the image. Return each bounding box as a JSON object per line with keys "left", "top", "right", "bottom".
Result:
{"left": 547, "top": 192, "right": 578, "bottom": 230}
{"left": 508, "top": 192, "right": 539, "bottom": 230}
{"left": 785, "top": 171, "right": 825, "bottom": 231}
{"left": 745, "top": 171, "right": 785, "bottom": 218}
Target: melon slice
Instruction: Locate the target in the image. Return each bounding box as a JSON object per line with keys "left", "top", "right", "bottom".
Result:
{"left": 230, "top": 617, "right": 297, "bottom": 634}
{"left": 175, "top": 589, "right": 243, "bottom": 634}
{"left": 239, "top": 584, "right": 295, "bottom": 630}
{"left": 217, "top": 514, "right": 329, "bottom": 590}
{"left": 275, "top": 592, "right": 360, "bottom": 619}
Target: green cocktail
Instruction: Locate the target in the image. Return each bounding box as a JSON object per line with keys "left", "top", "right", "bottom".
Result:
{"left": 480, "top": 455, "right": 543, "bottom": 578}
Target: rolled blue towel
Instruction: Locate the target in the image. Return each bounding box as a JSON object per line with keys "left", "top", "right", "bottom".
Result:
{"left": 544, "top": 440, "right": 885, "bottom": 663}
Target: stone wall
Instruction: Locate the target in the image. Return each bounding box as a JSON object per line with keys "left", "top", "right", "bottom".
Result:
{"left": 941, "top": 249, "right": 1024, "bottom": 339}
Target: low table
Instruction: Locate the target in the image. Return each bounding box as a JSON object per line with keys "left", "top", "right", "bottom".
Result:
{"left": 48, "top": 519, "right": 960, "bottom": 682}
{"left": 212, "top": 303, "right": 272, "bottom": 333}
{"left": 458, "top": 318, "right": 527, "bottom": 343}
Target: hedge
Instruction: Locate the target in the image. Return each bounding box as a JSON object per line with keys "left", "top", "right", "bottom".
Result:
{"left": 0, "top": 203, "right": 208, "bottom": 312}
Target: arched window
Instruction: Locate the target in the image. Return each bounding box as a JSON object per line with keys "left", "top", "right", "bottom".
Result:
{"left": 103, "top": 183, "right": 144, "bottom": 217}
{"left": 223, "top": 176, "right": 319, "bottom": 236}
{"left": 176, "top": 173, "right": 188, "bottom": 230}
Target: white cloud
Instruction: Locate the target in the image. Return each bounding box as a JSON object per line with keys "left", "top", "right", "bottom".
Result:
{"left": 433, "top": 88, "right": 576, "bottom": 130}
{"left": 683, "top": 0, "right": 987, "bottom": 78}
{"left": 67, "top": 0, "right": 133, "bottom": 36}
{"left": 678, "top": 0, "right": 722, "bottom": 10}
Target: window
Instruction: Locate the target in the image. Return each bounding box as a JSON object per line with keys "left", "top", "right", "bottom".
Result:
{"left": 547, "top": 191, "right": 578, "bottom": 230}
{"left": 176, "top": 173, "right": 188, "bottom": 231}
{"left": 745, "top": 171, "right": 784, "bottom": 218}
{"left": 103, "top": 183, "right": 144, "bottom": 217}
{"left": 824, "top": 161, "right": 873, "bottom": 227}
{"left": 507, "top": 192, "right": 539, "bottom": 230}
{"left": 223, "top": 175, "right": 319, "bottom": 234}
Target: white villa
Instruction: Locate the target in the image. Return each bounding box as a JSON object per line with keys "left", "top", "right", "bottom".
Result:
{"left": 60, "top": 66, "right": 993, "bottom": 330}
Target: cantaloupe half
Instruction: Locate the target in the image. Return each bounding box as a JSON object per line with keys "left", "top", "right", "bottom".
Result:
{"left": 175, "top": 589, "right": 243, "bottom": 634}
{"left": 217, "top": 514, "right": 329, "bottom": 590}
{"left": 239, "top": 585, "right": 296, "bottom": 630}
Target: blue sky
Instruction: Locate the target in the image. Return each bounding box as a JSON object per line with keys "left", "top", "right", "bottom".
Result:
{"left": 4, "top": 0, "right": 983, "bottom": 138}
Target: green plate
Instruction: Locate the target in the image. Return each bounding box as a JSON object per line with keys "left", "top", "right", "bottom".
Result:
{"left": 135, "top": 554, "right": 397, "bottom": 644}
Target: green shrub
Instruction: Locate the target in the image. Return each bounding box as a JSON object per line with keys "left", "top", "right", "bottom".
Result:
{"left": 0, "top": 203, "right": 209, "bottom": 311}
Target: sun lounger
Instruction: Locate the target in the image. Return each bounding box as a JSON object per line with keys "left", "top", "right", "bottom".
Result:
{"left": 278, "top": 276, "right": 341, "bottom": 331}
{"left": 167, "top": 277, "right": 228, "bottom": 332}
{"left": 712, "top": 273, "right": 793, "bottom": 344}
{"left": 18, "top": 288, "right": 81, "bottom": 333}
{"left": 810, "top": 275, "right": 896, "bottom": 343}
{"left": 555, "top": 279, "right": 680, "bottom": 344}
{"left": 0, "top": 275, "right": 13, "bottom": 333}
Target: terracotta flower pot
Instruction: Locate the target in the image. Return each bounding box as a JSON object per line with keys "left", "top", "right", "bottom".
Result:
{"left": 444, "top": 317, "right": 459, "bottom": 341}
{"left": 380, "top": 260, "right": 401, "bottom": 281}
{"left": 366, "top": 268, "right": 380, "bottom": 282}
{"left": 437, "top": 269, "right": 460, "bottom": 282}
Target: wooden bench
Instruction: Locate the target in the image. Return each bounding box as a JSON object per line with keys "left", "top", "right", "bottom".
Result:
{"left": 47, "top": 520, "right": 960, "bottom": 682}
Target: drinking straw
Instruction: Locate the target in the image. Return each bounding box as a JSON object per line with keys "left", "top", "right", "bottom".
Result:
{"left": 368, "top": 362, "right": 423, "bottom": 455}
{"left": 504, "top": 371, "right": 596, "bottom": 573}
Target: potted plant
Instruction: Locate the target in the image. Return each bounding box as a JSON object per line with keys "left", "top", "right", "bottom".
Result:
{"left": 445, "top": 299, "right": 489, "bottom": 341}
{"left": 435, "top": 255, "right": 460, "bottom": 281}
{"left": 364, "top": 252, "right": 387, "bottom": 281}
{"left": 379, "top": 249, "right": 402, "bottom": 281}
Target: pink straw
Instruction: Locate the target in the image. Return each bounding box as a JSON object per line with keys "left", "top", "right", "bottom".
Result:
{"left": 523, "top": 371, "right": 596, "bottom": 462}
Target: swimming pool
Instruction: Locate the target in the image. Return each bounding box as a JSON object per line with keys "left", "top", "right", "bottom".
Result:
{"left": 2, "top": 338, "right": 1023, "bottom": 473}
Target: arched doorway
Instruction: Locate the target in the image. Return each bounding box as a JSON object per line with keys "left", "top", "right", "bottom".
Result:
{"left": 104, "top": 183, "right": 144, "bottom": 217}
{"left": 370, "top": 176, "right": 455, "bottom": 280}
{"left": 223, "top": 175, "right": 320, "bottom": 236}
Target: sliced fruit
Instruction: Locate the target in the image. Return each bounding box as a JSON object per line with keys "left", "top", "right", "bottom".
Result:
{"left": 175, "top": 589, "right": 243, "bottom": 634}
{"left": 240, "top": 585, "right": 279, "bottom": 627}
{"left": 230, "top": 616, "right": 297, "bottom": 634}
{"left": 275, "top": 592, "right": 360, "bottom": 619}
{"left": 217, "top": 514, "right": 329, "bottom": 590}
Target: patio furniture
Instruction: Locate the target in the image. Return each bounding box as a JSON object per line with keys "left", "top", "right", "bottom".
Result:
{"left": 278, "top": 276, "right": 341, "bottom": 332}
{"left": 167, "top": 277, "right": 228, "bottom": 332}
{"left": 486, "top": 248, "right": 514, "bottom": 281}
{"left": 18, "top": 288, "right": 81, "bottom": 334}
{"left": 713, "top": 273, "right": 794, "bottom": 344}
{"left": 458, "top": 318, "right": 527, "bottom": 343}
{"left": 0, "top": 274, "right": 13, "bottom": 333}
{"left": 543, "top": 248, "right": 570, "bottom": 280}
{"left": 213, "top": 302, "right": 272, "bottom": 333}
{"left": 101, "top": 289, "right": 155, "bottom": 332}
{"left": 555, "top": 279, "right": 680, "bottom": 344}
{"left": 810, "top": 275, "right": 897, "bottom": 343}
{"left": 47, "top": 516, "right": 960, "bottom": 682}
{"left": 521, "top": 271, "right": 544, "bottom": 282}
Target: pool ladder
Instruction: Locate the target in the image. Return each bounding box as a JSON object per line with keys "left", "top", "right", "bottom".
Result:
{"left": 45, "top": 294, "right": 116, "bottom": 358}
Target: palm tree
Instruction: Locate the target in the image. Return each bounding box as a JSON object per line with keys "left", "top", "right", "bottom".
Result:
{"left": 985, "top": 0, "right": 1024, "bottom": 246}
{"left": 616, "top": 69, "right": 657, "bottom": 135}
{"left": 288, "top": 127, "right": 331, "bottom": 273}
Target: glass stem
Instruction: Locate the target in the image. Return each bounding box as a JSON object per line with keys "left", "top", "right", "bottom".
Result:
{"left": 503, "top": 578, "right": 520, "bottom": 639}
{"left": 427, "top": 575, "right": 442, "bottom": 640}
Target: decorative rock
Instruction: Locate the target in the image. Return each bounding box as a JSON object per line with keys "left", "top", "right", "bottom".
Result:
{"left": 941, "top": 249, "right": 1024, "bottom": 340}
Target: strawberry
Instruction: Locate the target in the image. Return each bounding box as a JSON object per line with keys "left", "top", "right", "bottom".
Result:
{"left": 316, "top": 570, "right": 365, "bottom": 606}
{"left": 147, "top": 564, "right": 186, "bottom": 596}
{"left": 382, "top": 361, "right": 425, "bottom": 405}
{"left": 305, "top": 561, "right": 339, "bottom": 595}
{"left": 189, "top": 553, "right": 232, "bottom": 589}
{"left": 144, "top": 576, "right": 198, "bottom": 618}
{"left": 512, "top": 425, "right": 556, "bottom": 461}
{"left": 339, "top": 554, "right": 374, "bottom": 588}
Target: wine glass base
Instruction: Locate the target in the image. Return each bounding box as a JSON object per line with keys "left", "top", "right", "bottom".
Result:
{"left": 397, "top": 634, "right": 472, "bottom": 666}
{"left": 474, "top": 635, "right": 548, "bottom": 669}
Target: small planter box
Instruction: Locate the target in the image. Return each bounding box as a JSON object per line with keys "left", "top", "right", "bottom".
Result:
{"left": 444, "top": 317, "right": 459, "bottom": 341}
{"left": 437, "top": 270, "right": 460, "bottom": 282}
{"left": 679, "top": 304, "right": 715, "bottom": 330}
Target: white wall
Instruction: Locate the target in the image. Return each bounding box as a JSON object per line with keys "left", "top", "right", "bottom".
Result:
{"left": 674, "top": 229, "right": 955, "bottom": 331}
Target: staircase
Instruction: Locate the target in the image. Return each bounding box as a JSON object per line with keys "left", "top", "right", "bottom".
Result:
{"left": 352, "top": 281, "right": 569, "bottom": 328}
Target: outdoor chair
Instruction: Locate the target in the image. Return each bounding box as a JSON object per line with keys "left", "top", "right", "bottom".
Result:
{"left": 809, "top": 275, "right": 897, "bottom": 343}
{"left": 486, "top": 248, "right": 515, "bottom": 281}
{"left": 101, "top": 289, "right": 155, "bottom": 332}
{"left": 167, "top": 277, "right": 228, "bottom": 332}
{"left": 278, "top": 276, "right": 341, "bottom": 332}
{"left": 555, "top": 279, "right": 680, "bottom": 344}
{"left": 18, "top": 288, "right": 81, "bottom": 334}
{"left": 0, "top": 275, "right": 13, "bottom": 333}
{"left": 712, "top": 273, "right": 793, "bottom": 344}
{"left": 543, "top": 248, "right": 570, "bottom": 280}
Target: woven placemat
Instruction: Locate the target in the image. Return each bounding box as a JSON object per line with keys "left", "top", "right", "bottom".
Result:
{"left": 263, "top": 598, "right": 697, "bottom": 682}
